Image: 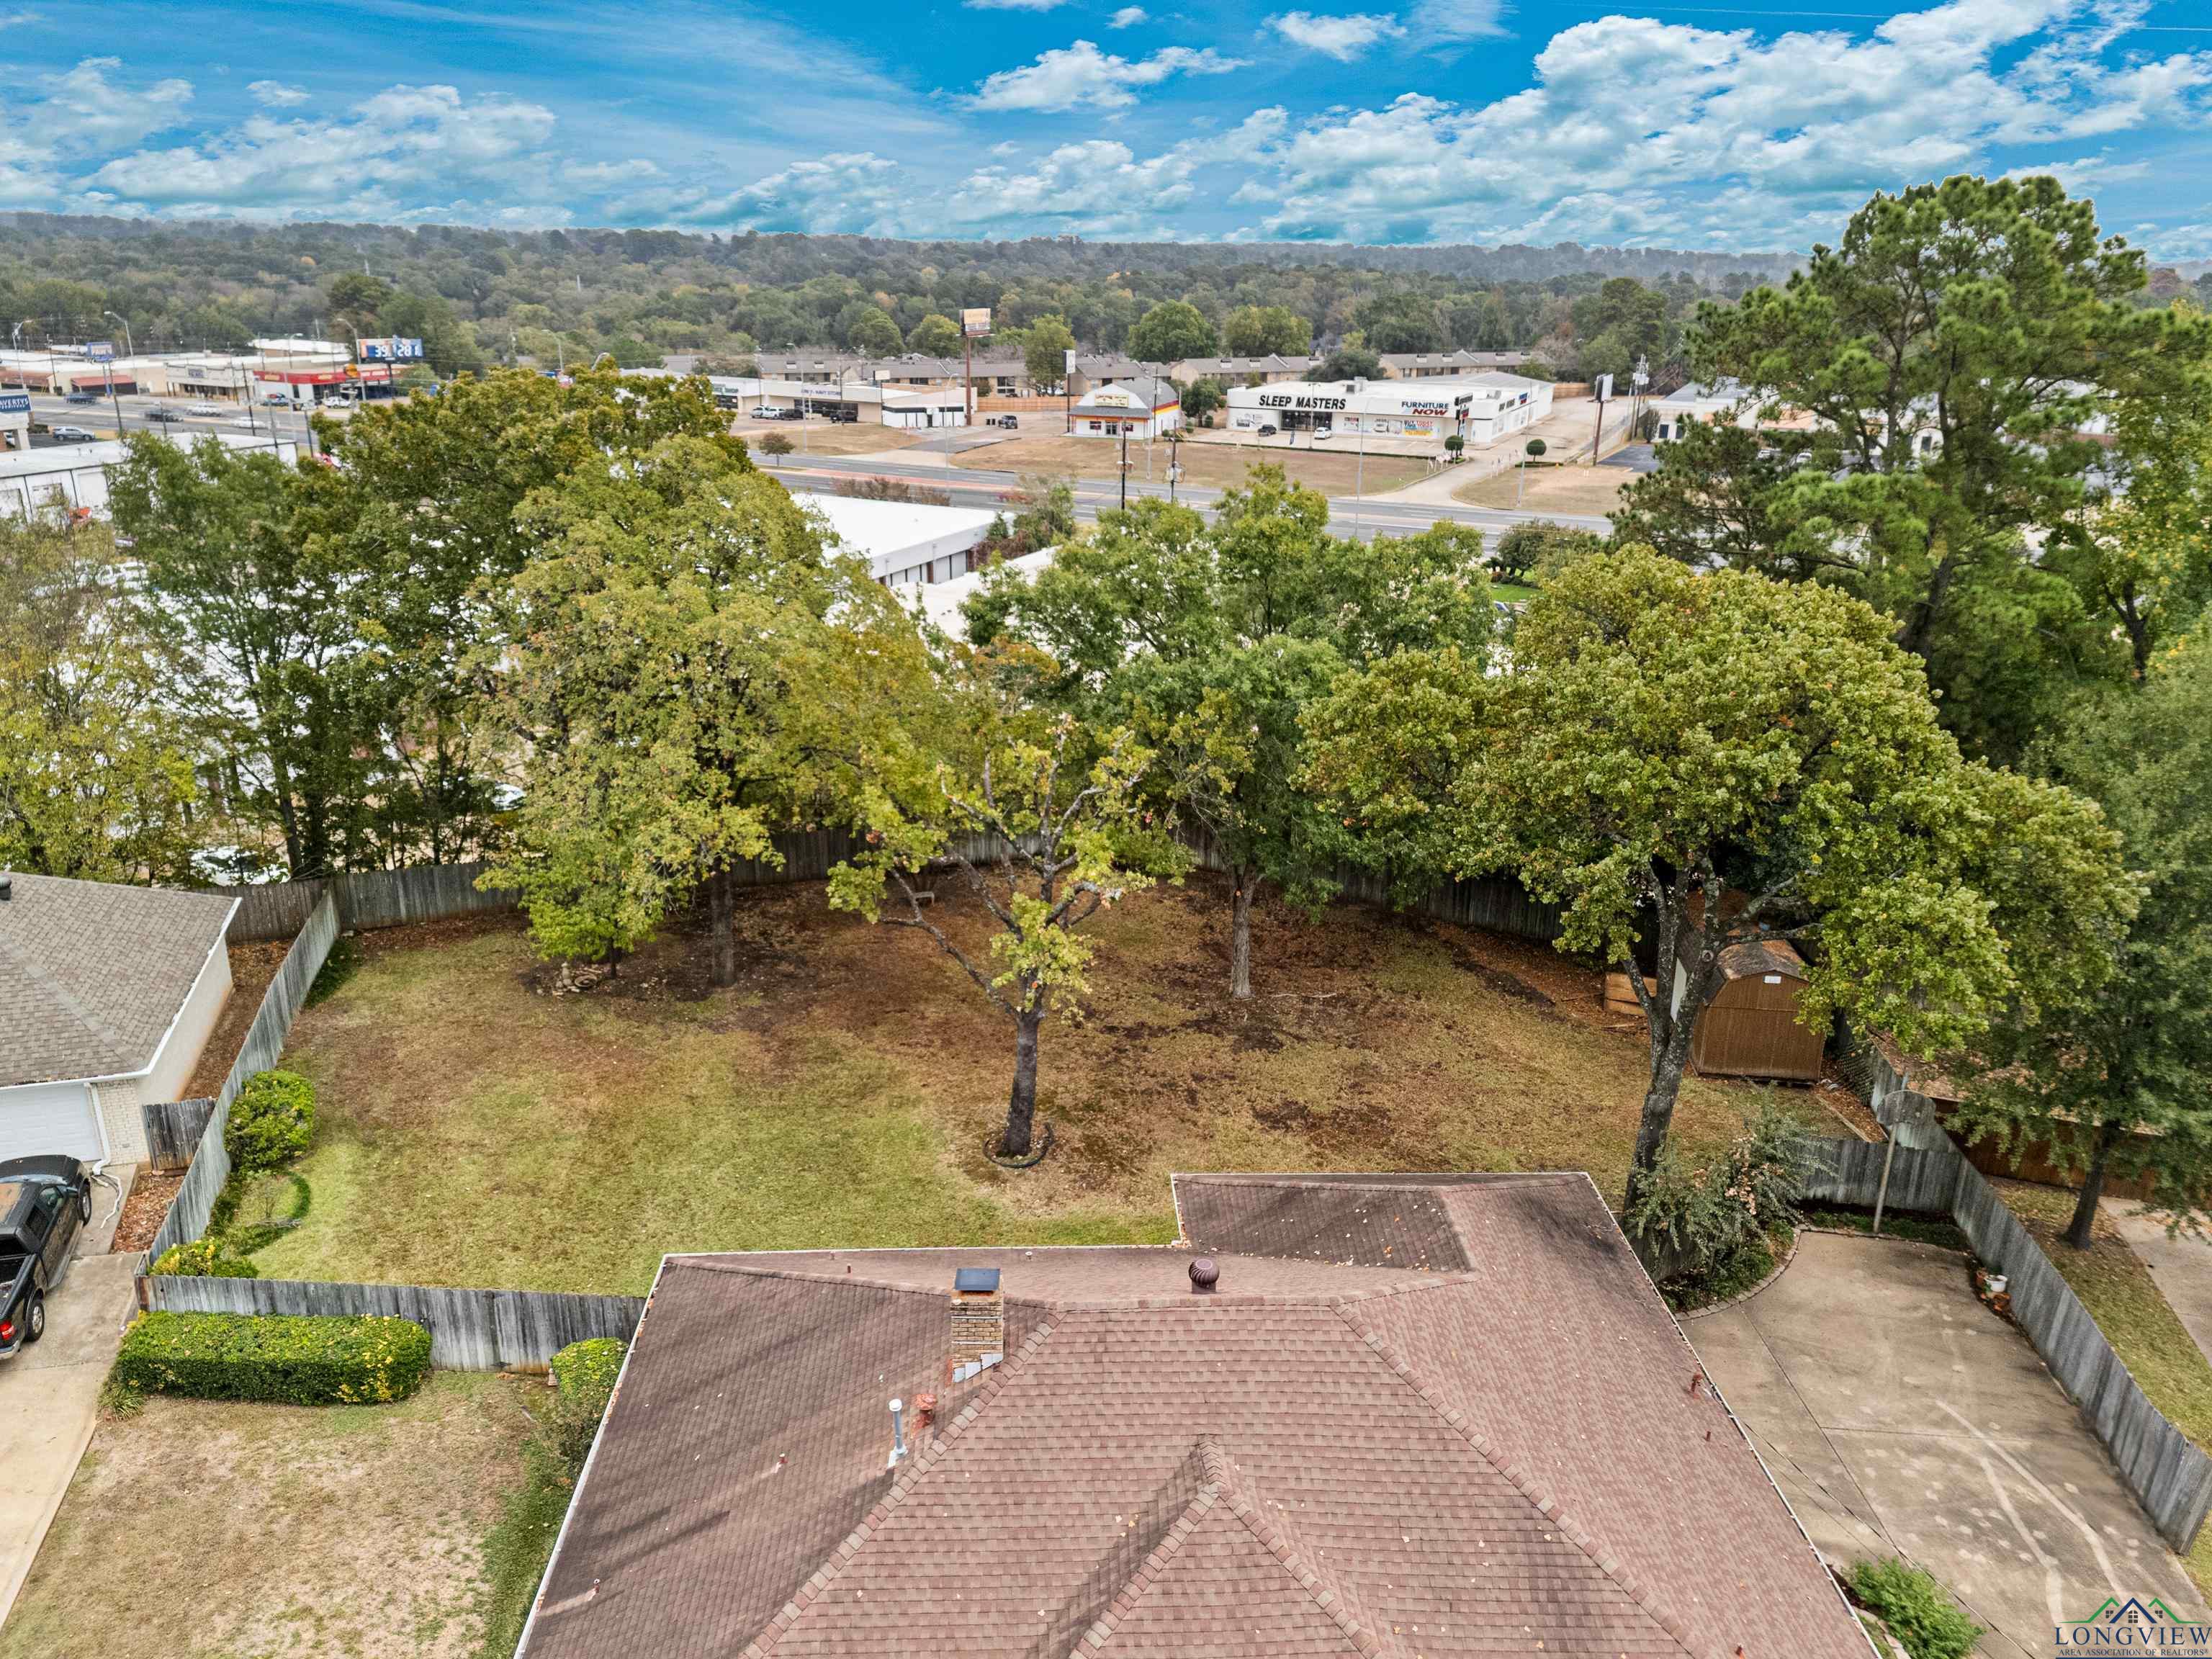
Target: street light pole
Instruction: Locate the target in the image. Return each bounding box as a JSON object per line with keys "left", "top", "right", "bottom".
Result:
{"left": 102, "top": 311, "right": 133, "bottom": 441}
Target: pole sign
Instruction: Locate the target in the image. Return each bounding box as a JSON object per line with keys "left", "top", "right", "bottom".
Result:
{"left": 84, "top": 341, "right": 115, "bottom": 363}
{"left": 961, "top": 307, "right": 992, "bottom": 338}
{"left": 356, "top": 337, "right": 426, "bottom": 361}
{"left": 1064, "top": 348, "right": 1076, "bottom": 374}
{"left": 0, "top": 392, "right": 30, "bottom": 415}
{"left": 1596, "top": 373, "right": 1615, "bottom": 401}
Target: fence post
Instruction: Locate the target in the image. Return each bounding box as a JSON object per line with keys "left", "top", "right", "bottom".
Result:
{"left": 1872, "top": 1136, "right": 1897, "bottom": 1236}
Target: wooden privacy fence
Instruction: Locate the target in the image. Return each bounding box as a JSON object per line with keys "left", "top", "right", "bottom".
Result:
{"left": 144, "top": 894, "right": 339, "bottom": 1264}
{"left": 1804, "top": 1136, "right": 2212, "bottom": 1550}
{"left": 212, "top": 835, "right": 1577, "bottom": 949}
{"left": 140, "top": 1274, "right": 643, "bottom": 1371}
{"left": 140, "top": 1097, "right": 215, "bottom": 1174}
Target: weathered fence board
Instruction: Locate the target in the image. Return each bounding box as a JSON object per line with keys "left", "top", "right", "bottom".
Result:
{"left": 141, "top": 1274, "right": 643, "bottom": 1371}
{"left": 1803, "top": 1134, "right": 2212, "bottom": 1550}
{"left": 145, "top": 894, "right": 339, "bottom": 1264}
{"left": 215, "top": 836, "right": 1576, "bottom": 949}
{"left": 140, "top": 1097, "right": 215, "bottom": 1174}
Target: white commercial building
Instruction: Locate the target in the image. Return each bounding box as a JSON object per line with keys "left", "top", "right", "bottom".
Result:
{"left": 0, "top": 432, "right": 302, "bottom": 520}
{"left": 713, "top": 376, "right": 968, "bottom": 429}
{"left": 895, "top": 549, "right": 1055, "bottom": 634}
{"left": 1069, "top": 377, "right": 1182, "bottom": 440}
{"left": 1225, "top": 373, "right": 1552, "bottom": 446}
{"left": 793, "top": 491, "right": 1000, "bottom": 587}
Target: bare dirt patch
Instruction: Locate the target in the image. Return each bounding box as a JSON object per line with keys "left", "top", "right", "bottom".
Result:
{"left": 1454, "top": 463, "right": 1631, "bottom": 516}
{"left": 0, "top": 1375, "right": 535, "bottom": 1659}
{"left": 112, "top": 1166, "right": 182, "bottom": 1254}
{"left": 181, "top": 936, "right": 292, "bottom": 1100}
{"left": 950, "top": 434, "right": 1427, "bottom": 497}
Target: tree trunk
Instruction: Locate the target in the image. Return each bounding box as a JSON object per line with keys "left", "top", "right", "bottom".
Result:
{"left": 1624, "top": 971, "right": 1700, "bottom": 1213}
{"left": 1229, "top": 868, "right": 1254, "bottom": 1001}
{"left": 269, "top": 749, "right": 306, "bottom": 878}
{"left": 2065, "top": 1120, "right": 2123, "bottom": 1251}
{"left": 1002, "top": 1006, "right": 1043, "bottom": 1159}
{"left": 708, "top": 865, "right": 737, "bottom": 988}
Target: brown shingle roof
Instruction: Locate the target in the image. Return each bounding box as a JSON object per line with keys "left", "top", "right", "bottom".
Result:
{"left": 523, "top": 1177, "right": 1869, "bottom": 1659}
{"left": 0, "top": 873, "right": 235, "bottom": 1087}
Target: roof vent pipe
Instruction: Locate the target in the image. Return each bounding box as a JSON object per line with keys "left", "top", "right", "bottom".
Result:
{"left": 1189, "top": 1257, "right": 1219, "bottom": 1294}
{"left": 887, "top": 1398, "right": 907, "bottom": 1469}
{"left": 0, "top": 873, "right": 12, "bottom": 901}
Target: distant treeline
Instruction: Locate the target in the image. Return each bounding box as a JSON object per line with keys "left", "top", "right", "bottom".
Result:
{"left": 0, "top": 213, "right": 1803, "bottom": 380}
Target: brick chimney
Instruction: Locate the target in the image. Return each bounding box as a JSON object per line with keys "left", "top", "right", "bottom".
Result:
{"left": 949, "top": 1266, "right": 1004, "bottom": 1382}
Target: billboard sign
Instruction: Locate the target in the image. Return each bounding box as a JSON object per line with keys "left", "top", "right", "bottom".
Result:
{"left": 356, "top": 337, "right": 426, "bottom": 361}
{"left": 960, "top": 307, "right": 992, "bottom": 338}
{"left": 84, "top": 341, "right": 115, "bottom": 363}
{"left": 0, "top": 392, "right": 31, "bottom": 415}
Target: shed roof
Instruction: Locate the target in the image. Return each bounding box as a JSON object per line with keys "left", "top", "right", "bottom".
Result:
{"left": 0, "top": 873, "right": 235, "bottom": 1087}
{"left": 522, "top": 1172, "right": 1868, "bottom": 1659}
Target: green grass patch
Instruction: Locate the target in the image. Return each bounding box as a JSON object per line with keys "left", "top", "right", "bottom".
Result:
{"left": 251, "top": 883, "right": 1803, "bottom": 1296}
{"left": 475, "top": 1433, "right": 576, "bottom": 1659}
{"left": 1846, "top": 1557, "right": 1982, "bottom": 1659}
{"left": 1802, "top": 1202, "right": 1969, "bottom": 1252}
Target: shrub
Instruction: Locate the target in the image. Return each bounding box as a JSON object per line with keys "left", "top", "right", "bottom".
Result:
{"left": 150, "top": 1238, "right": 258, "bottom": 1279}
{"left": 1493, "top": 519, "right": 1603, "bottom": 585}
{"left": 113, "top": 1312, "right": 431, "bottom": 1406}
{"left": 225, "top": 1069, "right": 315, "bottom": 1174}
{"left": 1628, "top": 1100, "right": 1810, "bottom": 1287}
{"left": 1849, "top": 1557, "right": 1983, "bottom": 1659}
{"left": 757, "top": 431, "right": 793, "bottom": 456}
{"left": 547, "top": 1337, "right": 627, "bottom": 1473}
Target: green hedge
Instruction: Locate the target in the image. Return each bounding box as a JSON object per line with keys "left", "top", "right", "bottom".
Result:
{"left": 150, "top": 1238, "right": 258, "bottom": 1279}
{"left": 225, "top": 1069, "right": 316, "bottom": 1175}
{"left": 547, "top": 1337, "right": 626, "bottom": 1471}
{"left": 114, "top": 1312, "right": 431, "bottom": 1406}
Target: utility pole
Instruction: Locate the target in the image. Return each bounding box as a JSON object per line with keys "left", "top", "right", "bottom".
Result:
{"left": 1119, "top": 418, "right": 1129, "bottom": 511}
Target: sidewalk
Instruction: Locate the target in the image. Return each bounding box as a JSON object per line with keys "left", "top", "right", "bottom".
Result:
{"left": 2115, "top": 1205, "right": 2212, "bottom": 1369}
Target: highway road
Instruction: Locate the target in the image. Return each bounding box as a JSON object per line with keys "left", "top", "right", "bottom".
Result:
{"left": 757, "top": 448, "right": 1614, "bottom": 544}
{"left": 23, "top": 391, "right": 324, "bottom": 452}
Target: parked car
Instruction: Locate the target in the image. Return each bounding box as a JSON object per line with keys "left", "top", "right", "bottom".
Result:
{"left": 1257, "top": 423, "right": 1277, "bottom": 437}
{"left": 49, "top": 425, "right": 96, "bottom": 442}
{"left": 752, "top": 405, "right": 797, "bottom": 421}
{"left": 143, "top": 407, "right": 184, "bottom": 423}
{"left": 989, "top": 414, "right": 1019, "bottom": 429}
{"left": 0, "top": 1156, "right": 92, "bottom": 1360}
{"left": 63, "top": 391, "right": 99, "bottom": 405}
{"left": 260, "top": 392, "right": 295, "bottom": 407}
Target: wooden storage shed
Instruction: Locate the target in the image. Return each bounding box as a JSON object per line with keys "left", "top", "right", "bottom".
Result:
{"left": 1684, "top": 938, "right": 1825, "bottom": 1082}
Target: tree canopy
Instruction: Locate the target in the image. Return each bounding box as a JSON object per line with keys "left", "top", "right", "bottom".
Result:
{"left": 1303, "top": 547, "right": 2131, "bottom": 1200}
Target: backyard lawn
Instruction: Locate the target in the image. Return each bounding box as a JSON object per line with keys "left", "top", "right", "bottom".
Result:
{"left": 0, "top": 1375, "right": 536, "bottom": 1659}
{"left": 250, "top": 878, "right": 1838, "bottom": 1296}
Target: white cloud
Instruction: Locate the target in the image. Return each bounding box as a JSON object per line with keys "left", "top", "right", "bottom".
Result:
{"left": 563, "top": 158, "right": 663, "bottom": 185}
{"left": 38, "top": 58, "right": 192, "bottom": 154}
{"left": 1411, "top": 0, "right": 1509, "bottom": 40}
{"left": 968, "top": 40, "right": 1245, "bottom": 112}
{"left": 1268, "top": 12, "right": 1405, "bottom": 60}
{"left": 661, "top": 152, "right": 904, "bottom": 234}
{"left": 1237, "top": 0, "right": 2212, "bottom": 244}
{"left": 247, "top": 80, "right": 309, "bottom": 107}
{"left": 1109, "top": 6, "right": 1148, "bottom": 25}
{"left": 948, "top": 138, "right": 1204, "bottom": 232}
{"left": 2002, "top": 151, "right": 2150, "bottom": 193}
{"left": 90, "top": 84, "right": 557, "bottom": 217}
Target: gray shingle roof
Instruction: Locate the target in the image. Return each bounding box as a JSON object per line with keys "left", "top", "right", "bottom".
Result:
{"left": 0, "top": 873, "right": 236, "bottom": 1086}
{"left": 524, "top": 1175, "right": 1868, "bottom": 1659}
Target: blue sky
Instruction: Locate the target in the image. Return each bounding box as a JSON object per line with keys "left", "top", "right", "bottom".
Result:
{"left": 8, "top": 0, "right": 2212, "bottom": 254}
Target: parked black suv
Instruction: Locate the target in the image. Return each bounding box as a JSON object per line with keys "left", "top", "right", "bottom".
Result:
{"left": 0, "top": 1156, "right": 92, "bottom": 1358}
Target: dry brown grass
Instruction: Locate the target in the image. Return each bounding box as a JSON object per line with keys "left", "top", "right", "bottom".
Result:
{"left": 251, "top": 878, "right": 1817, "bottom": 1295}
{"left": 0, "top": 1375, "right": 534, "bottom": 1659}
{"left": 739, "top": 420, "right": 924, "bottom": 457}
{"left": 950, "top": 434, "right": 1428, "bottom": 497}
{"left": 1454, "top": 463, "right": 1632, "bottom": 516}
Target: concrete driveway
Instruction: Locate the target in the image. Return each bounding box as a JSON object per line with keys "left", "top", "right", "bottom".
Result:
{"left": 0, "top": 1174, "right": 140, "bottom": 1629}
{"left": 1689, "top": 1231, "right": 2200, "bottom": 1658}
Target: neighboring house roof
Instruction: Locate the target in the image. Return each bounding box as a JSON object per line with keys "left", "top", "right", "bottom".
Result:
{"left": 0, "top": 874, "right": 235, "bottom": 1087}
{"left": 1071, "top": 377, "right": 1177, "bottom": 414}
{"left": 523, "top": 1172, "right": 1868, "bottom": 1659}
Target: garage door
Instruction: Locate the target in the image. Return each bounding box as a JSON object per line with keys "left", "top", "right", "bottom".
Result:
{"left": 0, "top": 1080, "right": 102, "bottom": 1162}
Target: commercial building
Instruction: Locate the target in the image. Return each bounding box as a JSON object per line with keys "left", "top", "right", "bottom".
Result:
{"left": 1069, "top": 376, "right": 1182, "bottom": 439}
{"left": 716, "top": 376, "right": 968, "bottom": 429}
{"left": 1225, "top": 372, "right": 1552, "bottom": 446}
{"left": 518, "top": 1171, "right": 1872, "bottom": 1659}
{"left": 792, "top": 490, "right": 999, "bottom": 586}
{"left": 0, "top": 432, "right": 302, "bottom": 519}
